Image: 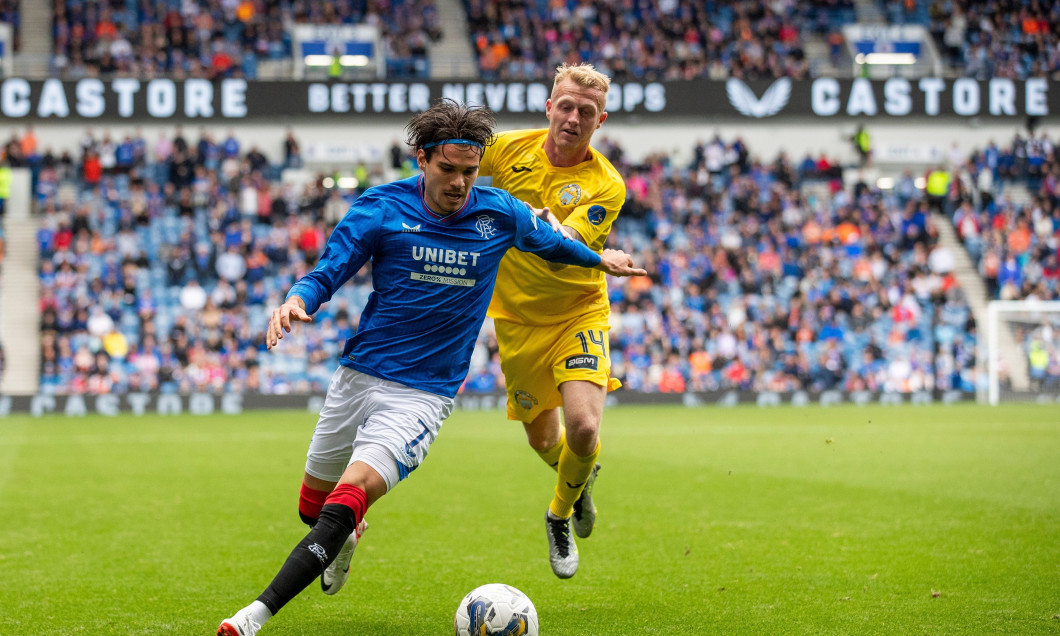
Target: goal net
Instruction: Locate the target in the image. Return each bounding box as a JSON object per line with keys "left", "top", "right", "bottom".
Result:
{"left": 983, "top": 300, "right": 1060, "bottom": 405}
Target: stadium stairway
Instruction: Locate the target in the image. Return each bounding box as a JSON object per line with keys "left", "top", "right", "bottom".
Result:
{"left": 853, "top": 0, "right": 886, "bottom": 25}
{"left": 0, "top": 216, "right": 41, "bottom": 395}
{"left": 999, "top": 182, "right": 1034, "bottom": 210}
{"left": 804, "top": 36, "right": 831, "bottom": 77}
{"left": 429, "top": 0, "right": 479, "bottom": 79}
{"left": 930, "top": 211, "right": 1029, "bottom": 393}
{"left": 13, "top": 0, "right": 52, "bottom": 77}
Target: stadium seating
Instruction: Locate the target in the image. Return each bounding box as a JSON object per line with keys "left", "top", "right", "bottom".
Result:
{"left": 0, "top": 0, "right": 1050, "bottom": 401}
{"left": 880, "top": 0, "right": 1060, "bottom": 79}
{"left": 25, "top": 126, "right": 980, "bottom": 396}
{"left": 42, "top": 0, "right": 1059, "bottom": 82}
{"left": 0, "top": 0, "right": 18, "bottom": 52}
{"left": 49, "top": 0, "right": 440, "bottom": 79}
{"left": 33, "top": 127, "right": 361, "bottom": 394}
{"left": 945, "top": 133, "right": 1060, "bottom": 302}
{"left": 597, "top": 136, "right": 976, "bottom": 394}
{"left": 461, "top": 0, "right": 821, "bottom": 80}
{"left": 936, "top": 131, "right": 1060, "bottom": 391}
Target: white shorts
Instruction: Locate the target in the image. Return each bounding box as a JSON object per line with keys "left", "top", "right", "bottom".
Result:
{"left": 305, "top": 367, "right": 454, "bottom": 492}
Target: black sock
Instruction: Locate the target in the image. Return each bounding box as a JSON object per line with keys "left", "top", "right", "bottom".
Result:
{"left": 256, "top": 502, "right": 358, "bottom": 615}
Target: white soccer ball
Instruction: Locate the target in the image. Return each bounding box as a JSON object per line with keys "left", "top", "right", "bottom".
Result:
{"left": 453, "top": 583, "right": 539, "bottom": 636}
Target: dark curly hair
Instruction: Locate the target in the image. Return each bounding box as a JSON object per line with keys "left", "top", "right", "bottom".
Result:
{"left": 404, "top": 98, "right": 497, "bottom": 160}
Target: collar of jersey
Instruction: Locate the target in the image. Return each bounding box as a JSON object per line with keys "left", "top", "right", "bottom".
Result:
{"left": 536, "top": 139, "right": 595, "bottom": 173}
{"left": 417, "top": 174, "right": 474, "bottom": 222}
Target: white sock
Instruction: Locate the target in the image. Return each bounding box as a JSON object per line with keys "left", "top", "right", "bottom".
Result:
{"left": 246, "top": 600, "right": 273, "bottom": 626}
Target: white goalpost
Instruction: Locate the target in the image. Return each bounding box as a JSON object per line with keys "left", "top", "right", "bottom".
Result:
{"left": 985, "top": 300, "right": 1060, "bottom": 406}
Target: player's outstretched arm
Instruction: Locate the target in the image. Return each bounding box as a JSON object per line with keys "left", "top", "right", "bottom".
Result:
{"left": 526, "top": 204, "right": 583, "bottom": 270}
{"left": 266, "top": 295, "right": 314, "bottom": 350}
{"left": 594, "top": 248, "right": 647, "bottom": 277}
{"left": 529, "top": 205, "right": 577, "bottom": 240}
{"left": 511, "top": 193, "right": 640, "bottom": 274}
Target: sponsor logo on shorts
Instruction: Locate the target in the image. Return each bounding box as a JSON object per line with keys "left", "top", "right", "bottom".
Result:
{"left": 565, "top": 355, "right": 599, "bottom": 370}
{"left": 514, "top": 390, "right": 538, "bottom": 410}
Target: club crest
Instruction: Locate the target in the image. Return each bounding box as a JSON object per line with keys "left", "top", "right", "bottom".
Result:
{"left": 474, "top": 215, "right": 496, "bottom": 239}
{"left": 558, "top": 183, "right": 582, "bottom": 206}
{"left": 514, "top": 390, "right": 538, "bottom": 410}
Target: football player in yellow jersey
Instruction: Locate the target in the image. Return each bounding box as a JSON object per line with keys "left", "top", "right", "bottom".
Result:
{"left": 479, "top": 63, "right": 626, "bottom": 579}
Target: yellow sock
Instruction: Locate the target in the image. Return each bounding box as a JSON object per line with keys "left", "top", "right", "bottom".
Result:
{"left": 535, "top": 429, "right": 565, "bottom": 472}
{"left": 549, "top": 441, "right": 600, "bottom": 519}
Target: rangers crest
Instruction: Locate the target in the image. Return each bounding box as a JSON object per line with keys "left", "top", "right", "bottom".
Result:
{"left": 474, "top": 215, "right": 497, "bottom": 239}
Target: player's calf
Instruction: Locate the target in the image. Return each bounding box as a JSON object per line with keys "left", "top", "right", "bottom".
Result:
{"left": 321, "top": 518, "right": 368, "bottom": 595}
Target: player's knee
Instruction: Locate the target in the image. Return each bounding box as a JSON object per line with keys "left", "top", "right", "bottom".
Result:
{"left": 564, "top": 416, "right": 599, "bottom": 453}
{"left": 526, "top": 431, "right": 557, "bottom": 452}
{"left": 523, "top": 416, "right": 562, "bottom": 451}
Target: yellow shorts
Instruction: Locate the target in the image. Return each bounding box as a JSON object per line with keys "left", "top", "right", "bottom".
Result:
{"left": 495, "top": 310, "right": 622, "bottom": 423}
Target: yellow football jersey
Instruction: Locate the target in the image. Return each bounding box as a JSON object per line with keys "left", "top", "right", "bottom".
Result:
{"left": 482, "top": 129, "right": 626, "bottom": 326}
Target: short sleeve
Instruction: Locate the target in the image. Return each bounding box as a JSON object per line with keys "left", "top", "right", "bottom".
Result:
{"left": 478, "top": 131, "right": 509, "bottom": 178}
{"left": 562, "top": 179, "right": 626, "bottom": 251}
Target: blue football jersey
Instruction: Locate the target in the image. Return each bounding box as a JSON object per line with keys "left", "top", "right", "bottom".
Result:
{"left": 286, "top": 174, "right": 603, "bottom": 397}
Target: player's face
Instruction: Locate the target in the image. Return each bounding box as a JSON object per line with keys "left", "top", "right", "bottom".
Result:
{"left": 545, "top": 80, "right": 607, "bottom": 155}
{"left": 418, "top": 145, "right": 480, "bottom": 215}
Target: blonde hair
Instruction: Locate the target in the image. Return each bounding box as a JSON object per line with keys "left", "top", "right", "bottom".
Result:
{"left": 552, "top": 63, "right": 610, "bottom": 109}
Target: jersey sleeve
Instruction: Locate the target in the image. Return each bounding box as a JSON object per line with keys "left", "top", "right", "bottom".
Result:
{"left": 478, "top": 131, "right": 508, "bottom": 178}
{"left": 286, "top": 197, "right": 382, "bottom": 314}
{"left": 506, "top": 192, "right": 602, "bottom": 268}
{"left": 562, "top": 177, "right": 626, "bottom": 251}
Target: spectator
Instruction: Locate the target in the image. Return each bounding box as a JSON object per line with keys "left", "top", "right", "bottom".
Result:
{"left": 463, "top": 0, "right": 811, "bottom": 80}
{"left": 51, "top": 0, "right": 441, "bottom": 79}
{"left": 284, "top": 129, "right": 302, "bottom": 170}
{"left": 180, "top": 279, "right": 208, "bottom": 312}
{"left": 33, "top": 127, "right": 990, "bottom": 396}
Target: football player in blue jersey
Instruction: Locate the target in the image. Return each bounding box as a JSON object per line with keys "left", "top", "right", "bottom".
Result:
{"left": 216, "top": 100, "right": 645, "bottom": 636}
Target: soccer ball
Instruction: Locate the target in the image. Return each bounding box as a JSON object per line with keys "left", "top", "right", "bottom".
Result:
{"left": 453, "top": 583, "right": 539, "bottom": 636}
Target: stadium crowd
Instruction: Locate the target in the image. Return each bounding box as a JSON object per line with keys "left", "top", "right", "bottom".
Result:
{"left": 12, "top": 122, "right": 1026, "bottom": 396}
{"left": 38, "top": 0, "right": 1060, "bottom": 84}
{"left": 1, "top": 0, "right": 18, "bottom": 52}
{"left": 0, "top": 2, "right": 1052, "bottom": 398}
{"left": 943, "top": 132, "right": 1060, "bottom": 302}
{"left": 940, "top": 129, "right": 1060, "bottom": 392}
{"left": 50, "top": 0, "right": 440, "bottom": 79}
{"left": 602, "top": 135, "right": 980, "bottom": 395}
{"left": 461, "top": 0, "right": 843, "bottom": 80}
{"left": 916, "top": 0, "right": 1060, "bottom": 79}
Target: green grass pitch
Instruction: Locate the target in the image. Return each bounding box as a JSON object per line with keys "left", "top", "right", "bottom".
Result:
{"left": 0, "top": 404, "right": 1057, "bottom": 635}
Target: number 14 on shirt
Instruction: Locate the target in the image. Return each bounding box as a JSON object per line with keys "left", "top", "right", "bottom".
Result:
{"left": 574, "top": 329, "right": 606, "bottom": 356}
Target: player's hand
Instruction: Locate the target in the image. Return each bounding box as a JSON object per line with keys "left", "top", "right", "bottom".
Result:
{"left": 266, "top": 297, "right": 313, "bottom": 350}
{"left": 595, "top": 249, "right": 647, "bottom": 277}
{"left": 529, "top": 205, "right": 574, "bottom": 239}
